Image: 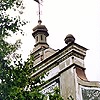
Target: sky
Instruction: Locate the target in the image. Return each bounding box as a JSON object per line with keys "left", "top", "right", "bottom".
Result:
{"left": 13, "top": 0, "right": 100, "bottom": 81}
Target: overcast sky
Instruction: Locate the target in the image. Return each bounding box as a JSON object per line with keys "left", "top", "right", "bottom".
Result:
{"left": 15, "top": 0, "right": 100, "bottom": 81}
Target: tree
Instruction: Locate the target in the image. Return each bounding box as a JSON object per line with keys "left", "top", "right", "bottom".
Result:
{"left": 0, "top": 0, "right": 28, "bottom": 99}
{"left": 0, "top": 0, "right": 63, "bottom": 100}
{"left": 48, "top": 87, "right": 63, "bottom": 100}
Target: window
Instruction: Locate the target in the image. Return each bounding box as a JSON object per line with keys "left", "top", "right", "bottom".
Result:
{"left": 36, "top": 36, "right": 38, "bottom": 42}
{"left": 41, "top": 35, "right": 43, "bottom": 40}
{"left": 45, "top": 37, "right": 46, "bottom": 41}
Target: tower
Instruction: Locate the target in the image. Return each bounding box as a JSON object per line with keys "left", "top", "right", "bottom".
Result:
{"left": 31, "top": 0, "right": 57, "bottom": 64}
{"left": 32, "top": 20, "right": 49, "bottom": 63}
{"left": 32, "top": 20, "right": 49, "bottom": 48}
{"left": 32, "top": 20, "right": 54, "bottom": 64}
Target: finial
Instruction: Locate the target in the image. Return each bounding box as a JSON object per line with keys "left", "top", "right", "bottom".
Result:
{"left": 38, "top": 20, "right": 42, "bottom": 25}
{"left": 64, "top": 34, "right": 75, "bottom": 45}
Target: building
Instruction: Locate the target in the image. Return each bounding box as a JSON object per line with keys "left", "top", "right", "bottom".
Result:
{"left": 31, "top": 20, "right": 100, "bottom": 100}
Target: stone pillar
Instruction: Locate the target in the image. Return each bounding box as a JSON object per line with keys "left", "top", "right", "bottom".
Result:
{"left": 59, "top": 41, "right": 87, "bottom": 100}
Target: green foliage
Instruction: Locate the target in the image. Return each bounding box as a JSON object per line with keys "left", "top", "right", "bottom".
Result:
{"left": 0, "top": 0, "right": 32, "bottom": 99}
{"left": 0, "top": 48, "right": 46, "bottom": 99}
{"left": 48, "top": 87, "right": 64, "bottom": 100}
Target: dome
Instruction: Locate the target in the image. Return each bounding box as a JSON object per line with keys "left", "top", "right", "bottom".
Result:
{"left": 33, "top": 20, "right": 48, "bottom": 31}
{"left": 32, "top": 20, "right": 49, "bottom": 37}
{"left": 64, "top": 34, "right": 75, "bottom": 45}
{"left": 33, "top": 24, "right": 48, "bottom": 31}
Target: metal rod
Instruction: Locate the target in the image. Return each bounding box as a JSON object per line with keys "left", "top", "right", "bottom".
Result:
{"left": 38, "top": 3, "right": 41, "bottom": 20}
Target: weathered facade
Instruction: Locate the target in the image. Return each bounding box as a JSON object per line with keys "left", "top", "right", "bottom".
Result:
{"left": 31, "top": 20, "right": 100, "bottom": 100}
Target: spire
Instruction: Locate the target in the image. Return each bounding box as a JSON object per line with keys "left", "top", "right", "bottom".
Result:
{"left": 34, "top": 0, "right": 43, "bottom": 21}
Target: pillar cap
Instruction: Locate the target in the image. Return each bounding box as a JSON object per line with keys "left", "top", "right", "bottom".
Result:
{"left": 64, "top": 34, "right": 75, "bottom": 45}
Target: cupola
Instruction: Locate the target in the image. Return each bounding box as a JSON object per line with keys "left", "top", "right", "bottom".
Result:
{"left": 32, "top": 20, "right": 49, "bottom": 48}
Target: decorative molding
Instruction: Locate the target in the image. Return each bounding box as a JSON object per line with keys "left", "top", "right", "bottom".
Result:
{"left": 31, "top": 43, "right": 87, "bottom": 78}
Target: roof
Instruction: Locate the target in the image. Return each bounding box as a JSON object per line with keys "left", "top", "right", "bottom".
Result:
{"left": 32, "top": 20, "right": 49, "bottom": 37}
